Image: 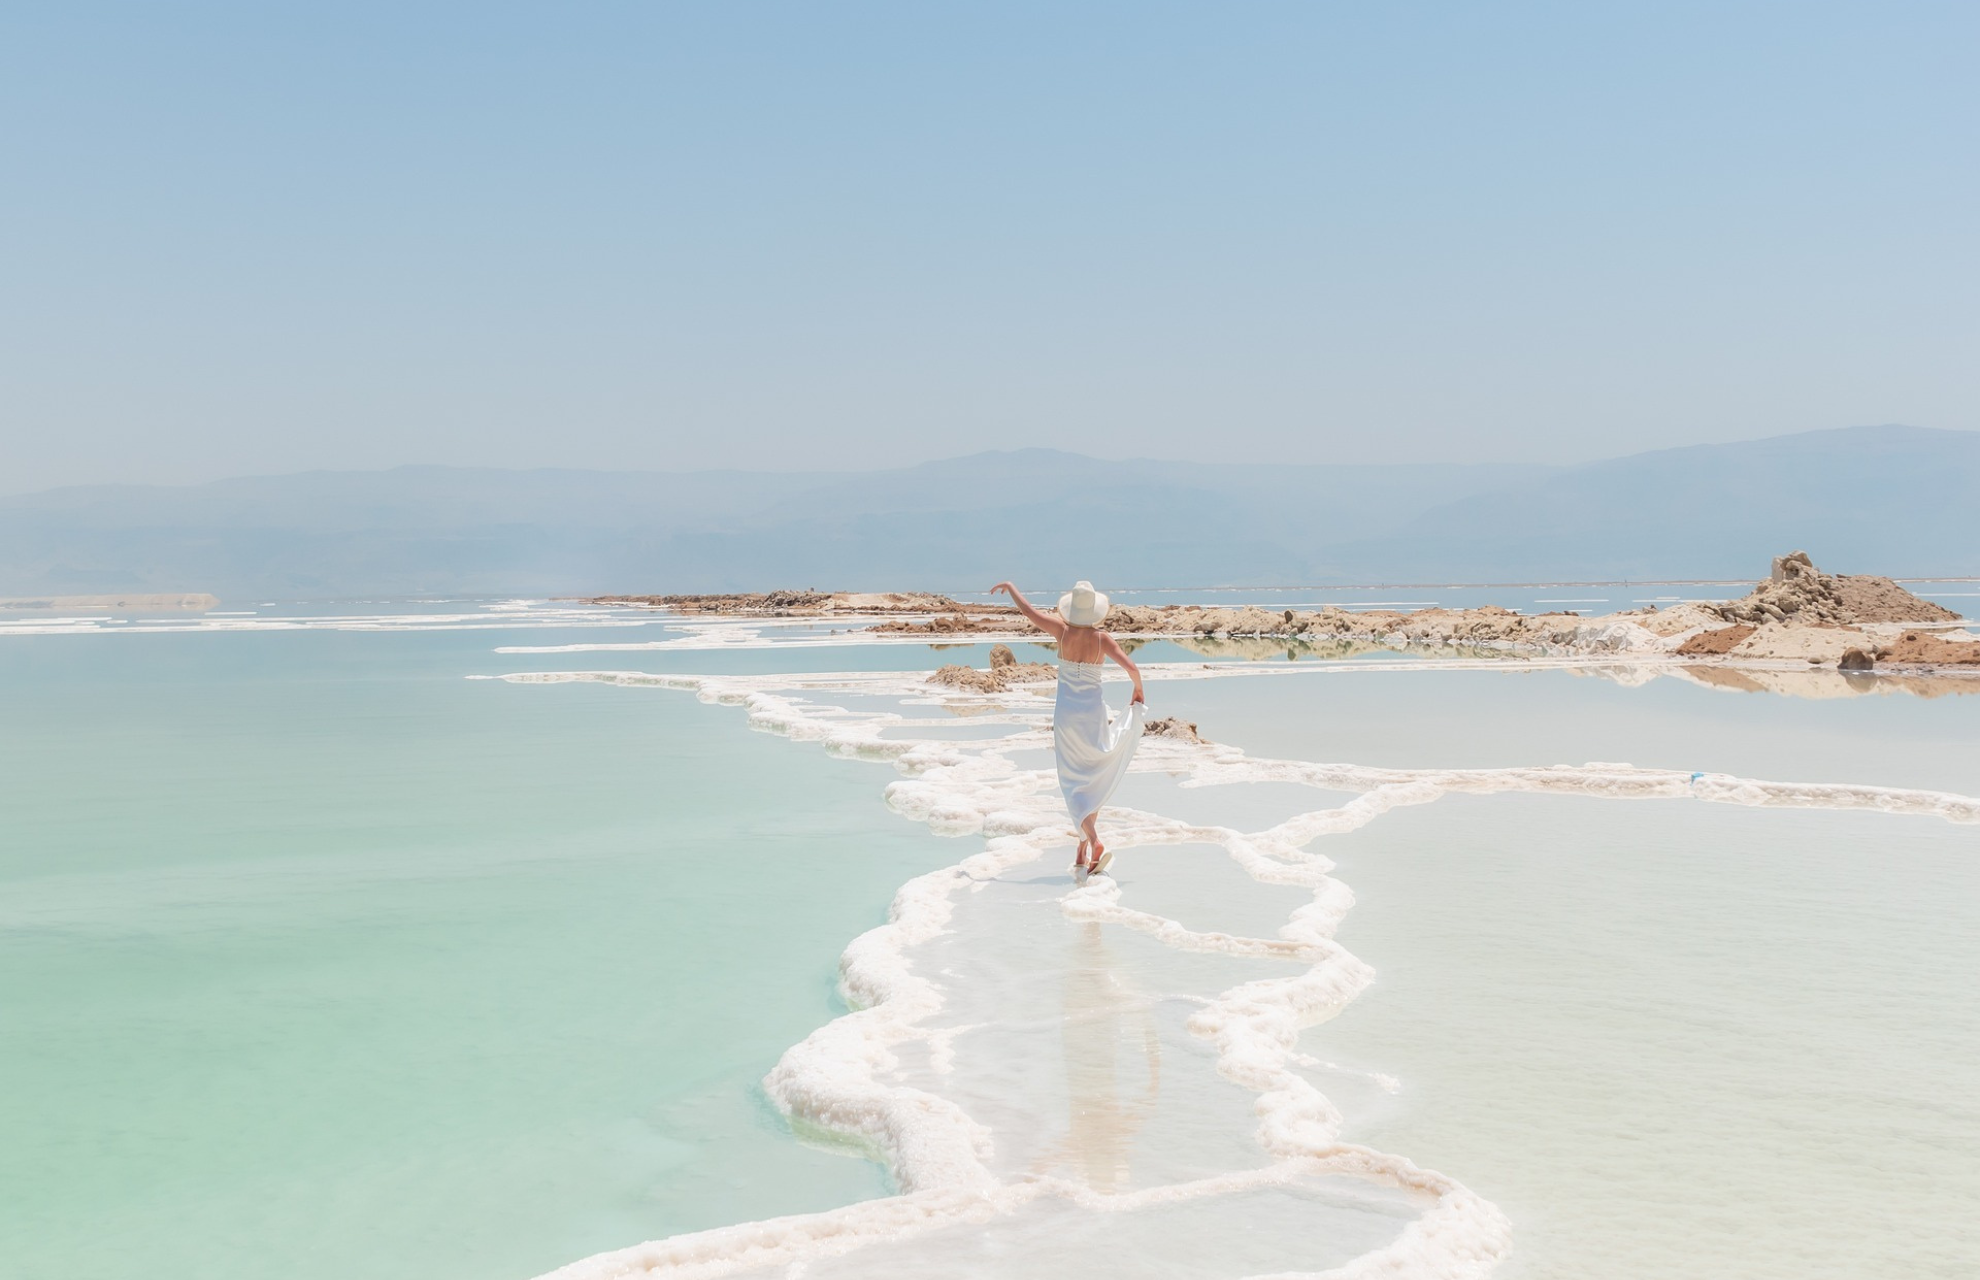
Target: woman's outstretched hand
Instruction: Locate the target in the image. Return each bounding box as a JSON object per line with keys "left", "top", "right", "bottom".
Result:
{"left": 989, "top": 581, "right": 1016, "bottom": 598}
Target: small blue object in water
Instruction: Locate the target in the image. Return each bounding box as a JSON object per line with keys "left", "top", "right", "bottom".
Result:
{"left": 1690, "top": 771, "right": 1705, "bottom": 783}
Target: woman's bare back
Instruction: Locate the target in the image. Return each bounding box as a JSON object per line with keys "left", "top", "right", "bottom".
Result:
{"left": 1059, "top": 624, "right": 1105, "bottom": 663}
{"left": 988, "top": 580, "right": 1142, "bottom": 699}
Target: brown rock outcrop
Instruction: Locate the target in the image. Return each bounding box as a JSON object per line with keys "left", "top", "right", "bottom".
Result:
{"left": 1831, "top": 576, "right": 1963, "bottom": 624}
{"left": 875, "top": 612, "right": 1032, "bottom": 635}
{"left": 926, "top": 665, "right": 1005, "bottom": 692}
{"left": 608, "top": 559, "right": 1980, "bottom": 673}
{"left": 1880, "top": 631, "right": 1980, "bottom": 666}
{"left": 926, "top": 650, "right": 1057, "bottom": 692}
{"left": 590, "top": 590, "right": 833, "bottom": 613}
{"left": 593, "top": 590, "right": 976, "bottom": 616}
{"left": 1144, "top": 716, "right": 1206, "bottom": 743}
{"left": 1677, "top": 624, "right": 1758, "bottom": 656}
{"left": 1710, "top": 551, "right": 1960, "bottom": 626}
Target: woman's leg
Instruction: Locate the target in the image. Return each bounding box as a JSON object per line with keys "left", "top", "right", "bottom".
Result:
{"left": 1083, "top": 812, "right": 1114, "bottom": 874}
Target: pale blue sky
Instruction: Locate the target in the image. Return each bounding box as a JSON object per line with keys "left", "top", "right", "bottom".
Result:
{"left": 2, "top": 2, "right": 1974, "bottom": 492}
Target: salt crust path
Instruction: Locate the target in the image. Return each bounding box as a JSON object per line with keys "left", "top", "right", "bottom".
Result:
{"left": 487, "top": 662, "right": 1980, "bottom": 1280}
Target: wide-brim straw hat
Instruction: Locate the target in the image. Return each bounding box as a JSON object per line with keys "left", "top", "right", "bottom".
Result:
{"left": 1057, "top": 580, "right": 1110, "bottom": 628}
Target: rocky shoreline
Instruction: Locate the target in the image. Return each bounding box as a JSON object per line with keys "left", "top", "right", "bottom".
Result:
{"left": 891, "top": 553, "right": 1974, "bottom": 675}
{"left": 587, "top": 590, "right": 962, "bottom": 615}
{"left": 588, "top": 553, "right": 1978, "bottom": 678}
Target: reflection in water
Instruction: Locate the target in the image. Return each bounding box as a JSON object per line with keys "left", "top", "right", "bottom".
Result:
{"left": 928, "top": 631, "right": 1980, "bottom": 699}
{"left": 937, "top": 700, "right": 1010, "bottom": 717}
{"left": 1166, "top": 641, "right": 1980, "bottom": 699}
{"left": 1571, "top": 661, "right": 1978, "bottom": 700}
{"left": 1652, "top": 664, "right": 1980, "bottom": 700}
{"left": 1033, "top": 923, "right": 1162, "bottom": 1192}
{"left": 930, "top": 634, "right": 1980, "bottom": 699}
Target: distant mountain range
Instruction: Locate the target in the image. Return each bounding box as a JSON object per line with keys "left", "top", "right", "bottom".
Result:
{"left": 2, "top": 425, "right": 1974, "bottom": 598}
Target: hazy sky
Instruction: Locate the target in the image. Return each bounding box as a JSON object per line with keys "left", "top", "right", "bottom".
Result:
{"left": 2, "top": 2, "right": 1975, "bottom": 492}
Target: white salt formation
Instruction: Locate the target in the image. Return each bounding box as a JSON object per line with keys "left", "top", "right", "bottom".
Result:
{"left": 495, "top": 661, "right": 1978, "bottom": 1280}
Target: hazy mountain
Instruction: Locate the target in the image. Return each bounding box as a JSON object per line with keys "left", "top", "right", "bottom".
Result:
{"left": 1341, "top": 424, "right": 1980, "bottom": 582}
{"left": 1, "top": 425, "right": 1973, "bottom": 599}
{"left": 0, "top": 455, "right": 1550, "bottom": 597}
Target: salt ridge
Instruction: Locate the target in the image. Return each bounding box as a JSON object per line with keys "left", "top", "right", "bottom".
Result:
{"left": 498, "top": 664, "right": 1977, "bottom": 1279}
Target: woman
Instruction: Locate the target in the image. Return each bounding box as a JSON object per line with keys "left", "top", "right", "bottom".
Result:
{"left": 990, "top": 579, "right": 1145, "bottom": 876}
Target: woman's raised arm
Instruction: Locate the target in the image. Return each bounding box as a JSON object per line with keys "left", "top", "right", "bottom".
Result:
{"left": 989, "top": 581, "right": 1066, "bottom": 639}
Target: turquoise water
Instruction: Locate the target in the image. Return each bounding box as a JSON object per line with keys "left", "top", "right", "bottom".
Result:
{"left": 0, "top": 628, "right": 951, "bottom": 1279}
{"left": 6, "top": 616, "right": 1978, "bottom": 1278}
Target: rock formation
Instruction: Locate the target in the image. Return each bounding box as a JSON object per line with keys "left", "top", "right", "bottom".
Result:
{"left": 594, "top": 590, "right": 972, "bottom": 615}
{"left": 1144, "top": 716, "right": 1206, "bottom": 743}
{"left": 1676, "top": 624, "right": 1757, "bottom": 656}
{"left": 1708, "top": 550, "right": 1960, "bottom": 626}
{"left": 594, "top": 555, "right": 1979, "bottom": 673}
{"left": 1880, "top": 630, "right": 1980, "bottom": 666}
{"left": 926, "top": 643, "right": 1056, "bottom": 692}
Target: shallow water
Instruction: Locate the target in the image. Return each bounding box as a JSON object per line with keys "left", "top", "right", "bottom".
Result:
{"left": 1320, "top": 794, "right": 1980, "bottom": 1279}
{"left": 0, "top": 629, "right": 952, "bottom": 1279}
{"left": 4, "top": 611, "right": 1976, "bottom": 1278}
{"left": 1155, "top": 661, "right": 1980, "bottom": 791}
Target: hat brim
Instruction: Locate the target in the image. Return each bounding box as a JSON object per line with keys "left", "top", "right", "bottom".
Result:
{"left": 1057, "top": 591, "right": 1111, "bottom": 627}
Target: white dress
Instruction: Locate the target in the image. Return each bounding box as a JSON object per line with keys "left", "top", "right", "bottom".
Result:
{"left": 1053, "top": 659, "right": 1145, "bottom": 829}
